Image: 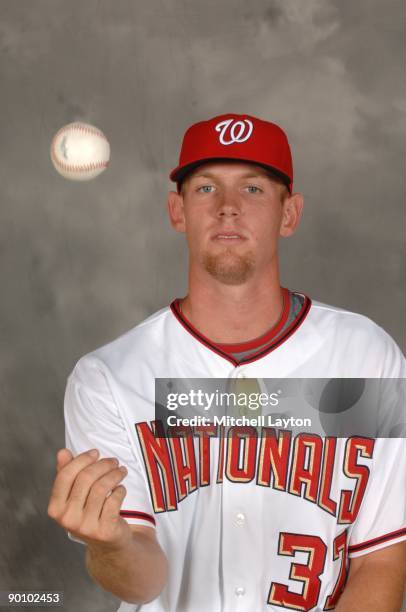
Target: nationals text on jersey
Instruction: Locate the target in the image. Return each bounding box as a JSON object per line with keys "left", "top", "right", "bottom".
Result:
{"left": 135, "top": 420, "right": 374, "bottom": 522}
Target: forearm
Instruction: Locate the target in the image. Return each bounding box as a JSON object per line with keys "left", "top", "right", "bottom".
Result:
{"left": 335, "top": 559, "right": 406, "bottom": 612}
{"left": 85, "top": 530, "right": 168, "bottom": 604}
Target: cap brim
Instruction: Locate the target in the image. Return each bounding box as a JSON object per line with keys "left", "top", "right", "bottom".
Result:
{"left": 170, "top": 157, "right": 291, "bottom": 192}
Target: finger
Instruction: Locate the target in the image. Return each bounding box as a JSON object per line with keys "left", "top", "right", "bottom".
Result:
{"left": 51, "top": 458, "right": 120, "bottom": 532}
{"left": 50, "top": 457, "right": 118, "bottom": 531}
{"left": 67, "top": 457, "right": 120, "bottom": 511}
{"left": 56, "top": 448, "right": 73, "bottom": 472}
{"left": 79, "top": 485, "right": 128, "bottom": 548}
{"left": 99, "top": 485, "right": 127, "bottom": 523}
{"left": 48, "top": 448, "right": 100, "bottom": 517}
{"left": 84, "top": 466, "right": 128, "bottom": 519}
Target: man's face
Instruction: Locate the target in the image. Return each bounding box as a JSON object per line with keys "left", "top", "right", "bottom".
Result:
{"left": 168, "top": 161, "right": 302, "bottom": 286}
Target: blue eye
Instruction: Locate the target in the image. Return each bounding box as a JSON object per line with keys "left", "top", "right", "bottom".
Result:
{"left": 246, "top": 185, "right": 262, "bottom": 193}
{"left": 197, "top": 185, "right": 214, "bottom": 193}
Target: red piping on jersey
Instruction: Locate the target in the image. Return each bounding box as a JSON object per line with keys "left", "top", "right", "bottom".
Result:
{"left": 119, "top": 510, "right": 156, "bottom": 525}
{"left": 348, "top": 528, "right": 406, "bottom": 553}
{"left": 169, "top": 290, "right": 312, "bottom": 367}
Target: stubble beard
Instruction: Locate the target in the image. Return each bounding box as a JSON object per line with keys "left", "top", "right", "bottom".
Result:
{"left": 202, "top": 247, "right": 256, "bottom": 286}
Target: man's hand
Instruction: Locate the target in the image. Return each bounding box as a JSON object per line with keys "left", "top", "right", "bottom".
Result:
{"left": 47, "top": 448, "right": 131, "bottom": 551}
{"left": 48, "top": 448, "right": 168, "bottom": 604}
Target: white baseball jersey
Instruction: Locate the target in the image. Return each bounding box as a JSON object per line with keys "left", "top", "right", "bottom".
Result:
{"left": 64, "top": 294, "right": 406, "bottom": 612}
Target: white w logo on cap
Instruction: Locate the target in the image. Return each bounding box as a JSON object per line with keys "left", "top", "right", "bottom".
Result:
{"left": 215, "top": 118, "right": 254, "bottom": 145}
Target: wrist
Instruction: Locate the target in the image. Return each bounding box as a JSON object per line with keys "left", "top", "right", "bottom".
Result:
{"left": 87, "top": 532, "right": 135, "bottom": 559}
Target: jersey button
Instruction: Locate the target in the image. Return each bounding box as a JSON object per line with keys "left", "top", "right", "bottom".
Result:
{"left": 235, "top": 512, "right": 246, "bottom": 526}
{"left": 235, "top": 586, "right": 246, "bottom": 597}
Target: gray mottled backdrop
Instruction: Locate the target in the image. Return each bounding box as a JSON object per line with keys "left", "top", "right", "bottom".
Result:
{"left": 0, "top": 1, "right": 405, "bottom": 610}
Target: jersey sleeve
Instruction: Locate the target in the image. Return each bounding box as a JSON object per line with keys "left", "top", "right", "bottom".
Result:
{"left": 63, "top": 355, "right": 156, "bottom": 545}
{"left": 347, "top": 438, "right": 406, "bottom": 558}
{"left": 378, "top": 324, "right": 406, "bottom": 378}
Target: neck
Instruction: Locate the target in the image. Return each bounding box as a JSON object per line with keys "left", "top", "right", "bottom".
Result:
{"left": 179, "top": 264, "right": 285, "bottom": 344}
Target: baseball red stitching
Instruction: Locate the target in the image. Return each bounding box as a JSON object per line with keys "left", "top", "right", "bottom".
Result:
{"left": 50, "top": 123, "right": 109, "bottom": 172}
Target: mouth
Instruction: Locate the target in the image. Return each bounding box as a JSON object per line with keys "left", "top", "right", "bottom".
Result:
{"left": 212, "top": 231, "right": 246, "bottom": 242}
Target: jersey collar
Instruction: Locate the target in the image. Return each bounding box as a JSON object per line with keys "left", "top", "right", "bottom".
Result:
{"left": 169, "top": 290, "right": 312, "bottom": 367}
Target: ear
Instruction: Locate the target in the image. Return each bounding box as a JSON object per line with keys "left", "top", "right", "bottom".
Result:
{"left": 167, "top": 190, "right": 186, "bottom": 233}
{"left": 279, "top": 192, "right": 304, "bottom": 237}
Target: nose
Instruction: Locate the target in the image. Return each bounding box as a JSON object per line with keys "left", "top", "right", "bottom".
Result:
{"left": 215, "top": 190, "right": 242, "bottom": 218}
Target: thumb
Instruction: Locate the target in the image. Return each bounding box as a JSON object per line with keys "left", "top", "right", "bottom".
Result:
{"left": 56, "top": 448, "right": 73, "bottom": 472}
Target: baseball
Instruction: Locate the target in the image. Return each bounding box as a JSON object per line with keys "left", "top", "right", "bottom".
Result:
{"left": 50, "top": 121, "right": 110, "bottom": 181}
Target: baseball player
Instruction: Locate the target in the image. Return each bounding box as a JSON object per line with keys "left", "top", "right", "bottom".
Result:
{"left": 48, "top": 113, "right": 406, "bottom": 611}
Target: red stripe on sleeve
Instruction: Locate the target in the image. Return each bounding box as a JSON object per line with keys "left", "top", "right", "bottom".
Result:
{"left": 119, "top": 510, "right": 156, "bottom": 526}
{"left": 348, "top": 528, "right": 406, "bottom": 553}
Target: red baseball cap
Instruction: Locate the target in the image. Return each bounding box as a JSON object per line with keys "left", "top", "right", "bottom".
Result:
{"left": 169, "top": 113, "right": 293, "bottom": 193}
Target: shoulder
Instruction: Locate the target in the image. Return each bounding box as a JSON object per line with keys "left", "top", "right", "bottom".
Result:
{"left": 309, "top": 299, "right": 384, "bottom": 334}
{"left": 306, "top": 298, "right": 405, "bottom": 377}
{"left": 69, "top": 304, "right": 173, "bottom": 380}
